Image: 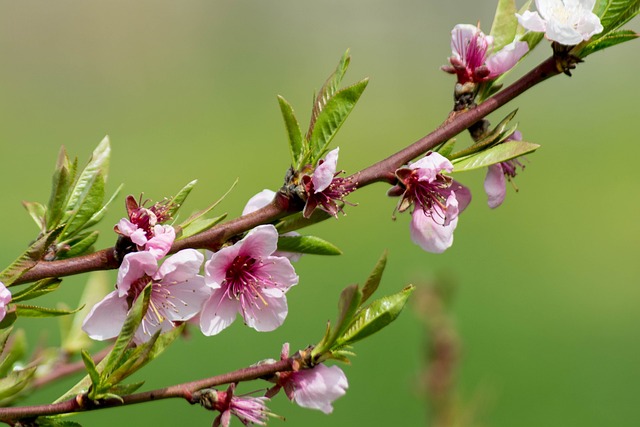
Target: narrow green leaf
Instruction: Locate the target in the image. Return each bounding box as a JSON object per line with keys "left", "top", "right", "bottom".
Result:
{"left": 434, "top": 138, "right": 456, "bottom": 158}
{"left": 0, "top": 327, "right": 13, "bottom": 356}
{"left": 22, "top": 201, "right": 47, "bottom": 232}
{"left": 63, "top": 136, "right": 110, "bottom": 223}
{"left": 277, "top": 235, "right": 342, "bottom": 256}
{"left": 490, "top": 0, "right": 518, "bottom": 52}
{"left": 452, "top": 140, "right": 540, "bottom": 172}
{"left": 11, "top": 278, "right": 61, "bottom": 302}
{"left": 81, "top": 349, "right": 101, "bottom": 392}
{"left": 81, "top": 183, "right": 124, "bottom": 230}
{"left": 34, "top": 418, "right": 84, "bottom": 427}
{"left": 308, "top": 79, "right": 369, "bottom": 163}
{"left": 179, "top": 178, "right": 237, "bottom": 230}
{"left": 0, "top": 312, "right": 17, "bottom": 331}
{"left": 59, "top": 230, "right": 100, "bottom": 259}
{"left": 307, "top": 50, "right": 351, "bottom": 141}
{"left": 278, "top": 95, "right": 305, "bottom": 168}
{"left": 107, "top": 381, "right": 145, "bottom": 396}
{"left": 0, "top": 329, "right": 26, "bottom": 378}
{"left": 60, "top": 271, "right": 109, "bottom": 354}
{"left": 15, "top": 304, "right": 83, "bottom": 318}
{"left": 275, "top": 209, "right": 332, "bottom": 234}
{"left": 361, "top": 251, "right": 388, "bottom": 305}
{"left": 448, "top": 110, "right": 519, "bottom": 160}
{"left": 336, "top": 285, "right": 415, "bottom": 348}
{"left": 62, "top": 171, "right": 105, "bottom": 237}
{"left": 577, "top": 29, "right": 639, "bottom": 57}
{"left": 166, "top": 179, "right": 198, "bottom": 219}
{"left": 313, "top": 285, "right": 362, "bottom": 358}
{"left": 179, "top": 214, "right": 227, "bottom": 239}
{"left": 0, "top": 227, "right": 63, "bottom": 285}
{"left": 46, "top": 146, "right": 74, "bottom": 229}
{"left": 102, "top": 285, "right": 151, "bottom": 379}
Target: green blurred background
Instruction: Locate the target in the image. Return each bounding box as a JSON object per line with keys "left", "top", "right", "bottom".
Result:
{"left": 0, "top": 0, "right": 639, "bottom": 426}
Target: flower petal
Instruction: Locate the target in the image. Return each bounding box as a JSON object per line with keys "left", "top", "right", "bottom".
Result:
{"left": 486, "top": 41, "right": 529, "bottom": 78}
{"left": 484, "top": 164, "right": 507, "bottom": 209}
{"left": 82, "top": 291, "right": 129, "bottom": 340}
{"left": 242, "top": 189, "right": 277, "bottom": 216}
{"left": 516, "top": 10, "right": 547, "bottom": 33}
{"left": 410, "top": 208, "right": 457, "bottom": 253}
{"left": 312, "top": 147, "right": 339, "bottom": 193}
{"left": 242, "top": 293, "right": 288, "bottom": 332}
{"left": 117, "top": 251, "right": 158, "bottom": 296}
{"left": 291, "top": 365, "right": 348, "bottom": 414}
{"left": 161, "top": 275, "right": 210, "bottom": 322}
{"left": 145, "top": 225, "right": 175, "bottom": 260}
{"left": 199, "top": 289, "right": 239, "bottom": 336}
{"left": 409, "top": 152, "right": 454, "bottom": 182}
{"left": 156, "top": 249, "right": 204, "bottom": 284}
{"left": 237, "top": 225, "right": 279, "bottom": 259}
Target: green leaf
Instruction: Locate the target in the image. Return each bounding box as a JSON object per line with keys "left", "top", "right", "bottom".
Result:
{"left": 0, "top": 227, "right": 63, "bottom": 285}
{"left": 598, "top": 0, "right": 640, "bottom": 33}
{"left": 102, "top": 285, "right": 151, "bottom": 379}
{"left": 434, "top": 138, "right": 456, "bottom": 158}
{"left": 451, "top": 140, "right": 540, "bottom": 172}
{"left": 62, "top": 136, "right": 110, "bottom": 224}
{"left": 277, "top": 235, "right": 342, "bottom": 256}
{"left": 490, "top": 0, "right": 518, "bottom": 52}
{"left": 166, "top": 179, "right": 198, "bottom": 219}
{"left": 313, "top": 284, "right": 362, "bottom": 358}
{"left": 11, "top": 278, "right": 61, "bottom": 302}
{"left": 0, "top": 366, "right": 36, "bottom": 401}
{"left": 308, "top": 79, "right": 369, "bottom": 163}
{"left": 81, "top": 183, "right": 124, "bottom": 230}
{"left": 306, "top": 50, "right": 351, "bottom": 142}
{"left": 577, "top": 29, "right": 639, "bottom": 57}
{"left": 336, "top": 285, "right": 415, "bottom": 348}
{"left": 34, "top": 417, "right": 84, "bottom": 427}
{"left": 60, "top": 271, "right": 110, "bottom": 354}
{"left": 0, "top": 329, "right": 26, "bottom": 378}
{"left": 278, "top": 95, "right": 305, "bottom": 168}
{"left": 15, "top": 304, "right": 83, "bottom": 318}
{"left": 107, "top": 381, "right": 145, "bottom": 396}
{"left": 0, "top": 327, "right": 13, "bottom": 356}
{"left": 178, "top": 178, "right": 236, "bottom": 234}
{"left": 275, "top": 209, "right": 332, "bottom": 234}
{"left": 448, "top": 110, "right": 519, "bottom": 161}
{"left": 59, "top": 230, "right": 100, "bottom": 259}
{"left": 361, "top": 251, "right": 388, "bottom": 305}
{"left": 179, "top": 214, "right": 227, "bottom": 239}
{"left": 81, "top": 349, "right": 101, "bottom": 394}
{"left": 62, "top": 170, "right": 105, "bottom": 237}
{"left": 46, "top": 146, "right": 75, "bottom": 229}
{"left": 22, "top": 201, "right": 47, "bottom": 232}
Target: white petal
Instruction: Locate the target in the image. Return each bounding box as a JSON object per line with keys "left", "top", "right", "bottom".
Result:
{"left": 516, "top": 11, "right": 547, "bottom": 33}
{"left": 199, "top": 290, "right": 239, "bottom": 336}
{"left": 156, "top": 249, "right": 204, "bottom": 284}
{"left": 161, "top": 276, "right": 210, "bottom": 321}
{"left": 242, "top": 189, "right": 277, "bottom": 215}
{"left": 312, "top": 147, "right": 339, "bottom": 193}
{"left": 117, "top": 252, "right": 158, "bottom": 296}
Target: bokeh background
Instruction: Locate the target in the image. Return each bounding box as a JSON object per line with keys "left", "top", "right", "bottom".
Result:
{"left": 0, "top": 1, "right": 639, "bottom": 426}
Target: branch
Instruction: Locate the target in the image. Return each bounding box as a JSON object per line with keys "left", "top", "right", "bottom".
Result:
{"left": 0, "top": 357, "right": 294, "bottom": 421}
{"left": 13, "top": 56, "right": 559, "bottom": 286}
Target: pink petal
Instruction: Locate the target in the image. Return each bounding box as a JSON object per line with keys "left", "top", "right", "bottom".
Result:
{"left": 292, "top": 365, "right": 348, "bottom": 414}
{"left": 450, "top": 180, "right": 472, "bottom": 213}
{"left": 199, "top": 289, "right": 240, "bottom": 336}
{"left": 312, "top": 148, "right": 339, "bottom": 193}
{"left": 116, "top": 218, "right": 139, "bottom": 238}
{"left": 205, "top": 244, "right": 241, "bottom": 289}
{"left": 130, "top": 228, "right": 148, "bottom": 246}
{"left": 242, "top": 293, "right": 288, "bottom": 332}
{"left": 450, "top": 24, "right": 481, "bottom": 60}
{"left": 155, "top": 249, "right": 204, "bottom": 284}
{"left": 117, "top": 252, "right": 158, "bottom": 297}
{"left": 161, "top": 276, "right": 210, "bottom": 322}
{"left": 242, "top": 189, "right": 276, "bottom": 216}
{"left": 487, "top": 41, "right": 529, "bottom": 78}
{"left": 256, "top": 256, "right": 299, "bottom": 294}
{"left": 82, "top": 291, "right": 129, "bottom": 340}
{"left": 410, "top": 208, "right": 457, "bottom": 253}
{"left": 484, "top": 164, "right": 507, "bottom": 209}
{"left": 145, "top": 225, "right": 175, "bottom": 259}
{"left": 237, "top": 225, "right": 279, "bottom": 259}
{"left": 409, "top": 152, "right": 454, "bottom": 182}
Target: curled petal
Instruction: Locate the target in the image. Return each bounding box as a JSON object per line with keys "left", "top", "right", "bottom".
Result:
{"left": 117, "top": 251, "right": 158, "bottom": 296}
{"left": 146, "top": 225, "right": 175, "bottom": 259}
{"left": 312, "top": 148, "right": 339, "bottom": 193}
{"left": 449, "top": 180, "right": 472, "bottom": 213}
{"left": 516, "top": 10, "right": 547, "bottom": 33}
{"left": 410, "top": 206, "right": 458, "bottom": 253}
{"left": 290, "top": 365, "right": 348, "bottom": 414}
{"left": 409, "top": 152, "right": 454, "bottom": 182}
{"left": 486, "top": 41, "right": 529, "bottom": 78}
{"left": 484, "top": 164, "right": 507, "bottom": 209}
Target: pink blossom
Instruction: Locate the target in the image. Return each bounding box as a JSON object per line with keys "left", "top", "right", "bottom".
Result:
{"left": 302, "top": 148, "right": 356, "bottom": 218}
{"left": 115, "top": 195, "right": 176, "bottom": 259}
{"left": 393, "top": 152, "right": 471, "bottom": 253}
{"left": 82, "top": 249, "right": 209, "bottom": 344}
{"left": 517, "top": 0, "right": 603, "bottom": 46}
{"left": 267, "top": 343, "right": 348, "bottom": 414}
{"left": 242, "top": 190, "right": 302, "bottom": 262}
{"left": 483, "top": 131, "right": 526, "bottom": 209}
{"left": 442, "top": 24, "right": 529, "bottom": 84}
{"left": 210, "top": 384, "right": 270, "bottom": 427}
{"left": 0, "top": 282, "right": 11, "bottom": 322}
{"left": 199, "top": 225, "right": 298, "bottom": 336}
